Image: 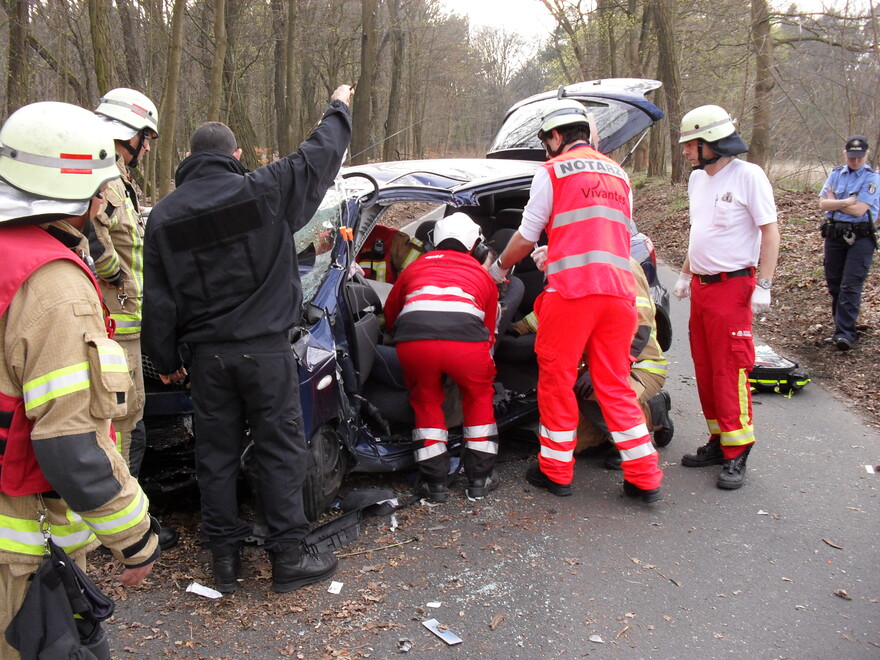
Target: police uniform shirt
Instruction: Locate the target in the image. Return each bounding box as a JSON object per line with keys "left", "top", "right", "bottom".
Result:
{"left": 820, "top": 164, "right": 880, "bottom": 223}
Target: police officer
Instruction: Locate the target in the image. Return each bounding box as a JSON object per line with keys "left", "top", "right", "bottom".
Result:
{"left": 384, "top": 213, "right": 500, "bottom": 502}
{"left": 0, "top": 102, "right": 159, "bottom": 659}
{"left": 90, "top": 88, "right": 177, "bottom": 551}
{"left": 490, "top": 99, "right": 663, "bottom": 502}
{"left": 143, "top": 85, "right": 353, "bottom": 594}
{"left": 819, "top": 135, "right": 879, "bottom": 350}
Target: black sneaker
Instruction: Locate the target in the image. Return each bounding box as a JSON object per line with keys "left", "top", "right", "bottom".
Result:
{"left": 465, "top": 473, "right": 500, "bottom": 500}
{"left": 212, "top": 547, "right": 241, "bottom": 594}
{"left": 623, "top": 480, "right": 662, "bottom": 503}
{"left": 271, "top": 544, "right": 338, "bottom": 593}
{"left": 525, "top": 464, "right": 572, "bottom": 497}
{"left": 419, "top": 482, "right": 448, "bottom": 503}
{"left": 681, "top": 435, "right": 724, "bottom": 467}
{"left": 717, "top": 451, "right": 749, "bottom": 490}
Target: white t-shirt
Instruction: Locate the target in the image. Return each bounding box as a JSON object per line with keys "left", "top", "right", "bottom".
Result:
{"left": 687, "top": 158, "right": 777, "bottom": 275}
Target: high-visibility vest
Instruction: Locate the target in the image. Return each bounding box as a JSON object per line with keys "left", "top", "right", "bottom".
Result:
{"left": 0, "top": 225, "right": 109, "bottom": 496}
{"left": 544, "top": 144, "right": 636, "bottom": 301}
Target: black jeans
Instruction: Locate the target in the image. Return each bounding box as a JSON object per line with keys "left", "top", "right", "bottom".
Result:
{"left": 189, "top": 333, "right": 308, "bottom": 554}
{"left": 824, "top": 235, "right": 874, "bottom": 342}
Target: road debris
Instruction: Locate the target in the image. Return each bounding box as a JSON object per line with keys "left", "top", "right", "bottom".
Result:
{"left": 422, "top": 618, "right": 463, "bottom": 645}
{"left": 822, "top": 538, "right": 844, "bottom": 550}
{"left": 397, "top": 638, "right": 413, "bottom": 652}
{"left": 185, "top": 582, "right": 222, "bottom": 599}
{"left": 833, "top": 589, "right": 852, "bottom": 601}
{"left": 490, "top": 613, "right": 505, "bottom": 630}
{"left": 589, "top": 634, "right": 605, "bottom": 643}
{"left": 337, "top": 536, "right": 419, "bottom": 557}
{"left": 327, "top": 581, "right": 343, "bottom": 594}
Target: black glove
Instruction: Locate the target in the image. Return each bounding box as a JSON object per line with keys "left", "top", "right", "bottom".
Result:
{"left": 574, "top": 370, "right": 594, "bottom": 400}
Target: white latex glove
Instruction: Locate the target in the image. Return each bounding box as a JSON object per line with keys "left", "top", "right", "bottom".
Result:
{"left": 751, "top": 286, "right": 771, "bottom": 314}
{"left": 487, "top": 258, "right": 509, "bottom": 284}
{"left": 531, "top": 245, "right": 548, "bottom": 272}
{"left": 672, "top": 272, "right": 692, "bottom": 300}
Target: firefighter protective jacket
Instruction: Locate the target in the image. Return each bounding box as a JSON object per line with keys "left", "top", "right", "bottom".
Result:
{"left": 89, "top": 159, "right": 145, "bottom": 338}
{"left": 0, "top": 222, "right": 158, "bottom": 568}
{"left": 142, "top": 100, "right": 352, "bottom": 375}
{"left": 383, "top": 250, "right": 498, "bottom": 345}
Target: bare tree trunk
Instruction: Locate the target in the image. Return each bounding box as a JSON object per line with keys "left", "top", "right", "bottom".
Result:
{"left": 223, "top": 1, "right": 260, "bottom": 171}
{"left": 27, "top": 34, "right": 87, "bottom": 106}
{"left": 653, "top": 0, "right": 687, "bottom": 184}
{"left": 157, "top": 0, "right": 186, "bottom": 199}
{"left": 383, "top": 0, "right": 405, "bottom": 161}
{"left": 116, "top": 0, "right": 143, "bottom": 87}
{"left": 271, "top": 0, "right": 287, "bottom": 157}
{"left": 285, "top": 0, "right": 298, "bottom": 152}
{"left": 749, "top": 0, "right": 774, "bottom": 169}
{"left": 648, "top": 84, "right": 667, "bottom": 177}
{"left": 351, "top": 0, "right": 378, "bottom": 164}
{"left": 88, "top": 0, "right": 116, "bottom": 93}
{"left": 207, "top": 0, "right": 227, "bottom": 121}
{"left": 6, "top": 0, "right": 30, "bottom": 115}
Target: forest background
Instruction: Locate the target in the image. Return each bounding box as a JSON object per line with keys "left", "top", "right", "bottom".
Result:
{"left": 2, "top": 0, "right": 878, "bottom": 200}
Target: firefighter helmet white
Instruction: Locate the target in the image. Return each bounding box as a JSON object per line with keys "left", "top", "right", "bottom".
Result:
{"left": 678, "top": 105, "right": 736, "bottom": 144}
{"left": 95, "top": 87, "right": 159, "bottom": 140}
{"left": 539, "top": 99, "right": 590, "bottom": 135}
{"left": 0, "top": 101, "right": 118, "bottom": 208}
{"left": 433, "top": 212, "right": 482, "bottom": 252}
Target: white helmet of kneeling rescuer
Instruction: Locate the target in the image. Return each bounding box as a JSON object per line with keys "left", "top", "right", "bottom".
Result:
{"left": 679, "top": 104, "right": 748, "bottom": 167}
{"left": 433, "top": 212, "right": 483, "bottom": 252}
{"left": 0, "top": 101, "right": 118, "bottom": 224}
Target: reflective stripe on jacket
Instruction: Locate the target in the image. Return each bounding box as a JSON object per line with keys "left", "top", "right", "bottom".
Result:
{"left": 544, "top": 145, "right": 636, "bottom": 301}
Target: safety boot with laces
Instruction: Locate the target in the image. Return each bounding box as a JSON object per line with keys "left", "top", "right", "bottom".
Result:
{"left": 681, "top": 434, "right": 724, "bottom": 467}
{"left": 717, "top": 448, "right": 750, "bottom": 490}
{"left": 212, "top": 546, "right": 241, "bottom": 594}
{"left": 270, "top": 543, "right": 338, "bottom": 593}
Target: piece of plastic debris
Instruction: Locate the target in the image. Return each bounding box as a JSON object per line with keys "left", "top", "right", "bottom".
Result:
{"left": 328, "top": 581, "right": 343, "bottom": 594}
{"left": 422, "top": 619, "right": 463, "bottom": 645}
{"left": 426, "top": 602, "right": 441, "bottom": 608}
{"left": 588, "top": 634, "right": 605, "bottom": 644}
{"left": 397, "top": 638, "right": 412, "bottom": 653}
{"left": 864, "top": 465, "right": 877, "bottom": 474}
{"left": 757, "top": 510, "right": 769, "bottom": 515}
{"left": 185, "top": 582, "right": 223, "bottom": 599}
{"left": 390, "top": 514, "right": 399, "bottom": 531}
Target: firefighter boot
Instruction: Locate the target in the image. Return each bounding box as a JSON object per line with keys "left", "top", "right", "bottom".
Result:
{"left": 525, "top": 464, "right": 572, "bottom": 497}
{"left": 466, "top": 472, "right": 500, "bottom": 500}
{"left": 212, "top": 546, "right": 242, "bottom": 594}
{"left": 623, "top": 479, "right": 662, "bottom": 503}
{"left": 271, "top": 543, "right": 338, "bottom": 593}
{"left": 717, "top": 446, "right": 751, "bottom": 490}
{"left": 649, "top": 390, "right": 675, "bottom": 448}
{"left": 681, "top": 434, "right": 723, "bottom": 467}
{"left": 419, "top": 482, "right": 448, "bottom": 503}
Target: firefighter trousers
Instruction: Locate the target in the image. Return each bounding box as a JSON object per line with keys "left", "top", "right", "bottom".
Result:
{"left": 534, "top": 292, "right": 662, "bottom": 490}
{"left": 689, "top": 276, "right": 756, "bottom": 459}
{"left": 190, "top": 333, "right": 309, "bottom": 555}
{"left": 397, "top": 339, "right": 498, "bottom": 483}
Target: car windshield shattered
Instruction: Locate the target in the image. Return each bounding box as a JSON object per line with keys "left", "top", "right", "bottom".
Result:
{"left": 295, "top": 176, "right": 350, "bottom": 302}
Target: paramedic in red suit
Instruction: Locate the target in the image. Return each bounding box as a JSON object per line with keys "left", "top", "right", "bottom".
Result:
{"left": 490, "top": 99, "right": 663, "bottom": 502}
{"left": 672, "top": 105, "right": 780, "bottom": 490}
{"left": 384, "top": 213, "right": 500, "bottom": 503}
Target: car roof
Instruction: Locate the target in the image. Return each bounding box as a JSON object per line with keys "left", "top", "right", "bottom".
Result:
{"left": 487, "top": 78, "right": 665, "bottom": 161}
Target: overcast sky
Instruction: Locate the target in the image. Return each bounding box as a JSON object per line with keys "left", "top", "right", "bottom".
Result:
{"left": 438, "top": 0, "right": 875, "bottom": 42}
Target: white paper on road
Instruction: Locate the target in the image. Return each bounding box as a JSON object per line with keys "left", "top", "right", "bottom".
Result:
{"left": 328, "top": 581, "right": 343, "bottom": 594}
{"left": 422, "top": 618, "right": 463, "bottom": 645}
{"left": 186, "top": 582, "right": 223, "bottom": 599}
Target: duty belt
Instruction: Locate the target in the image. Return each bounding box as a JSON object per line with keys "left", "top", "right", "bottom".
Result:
{"left": 695, "top": 267, "right": 755, "bottom": 284}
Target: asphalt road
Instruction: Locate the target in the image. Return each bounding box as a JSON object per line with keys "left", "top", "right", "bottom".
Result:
{"left": 108, "top": 265, "right": 880, "bottom": 659}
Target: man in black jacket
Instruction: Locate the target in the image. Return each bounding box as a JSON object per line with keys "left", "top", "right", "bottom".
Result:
{"left": 142, "top": 85, "right": 353, "bottom": 594}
